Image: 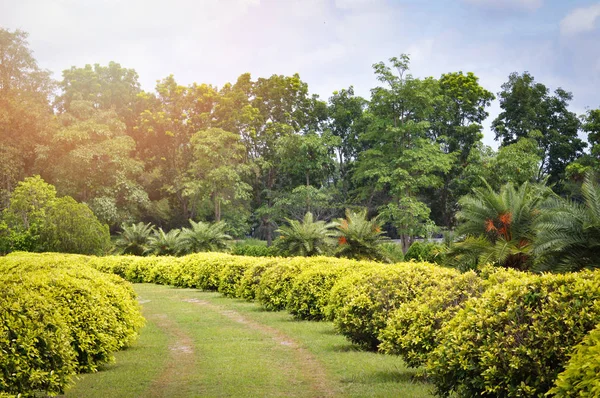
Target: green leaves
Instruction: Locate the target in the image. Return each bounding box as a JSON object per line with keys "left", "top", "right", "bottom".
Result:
{"left": 492, "top": 72, "right": 585, "bottom": 186}
{"left": 176, "top": 220, "right": 232, "bottom": 254}
{"left": 115, "top": 222, "right": 154, "bottom": 256}
{"left": 335, "top": 209, "right": 388, "bottom": 261}
{"left": 426, "top": 272, "right": 600, "bottom": 397}
{"left": 2, "top": 176, "right": 110, "bottom": 255}
{"left": 275, "top": 212, "right": 338, "bottom": 257}
{"left": 550, "top": 323, "right": 600, "bottom": 397}
{"left": 450, "top": 180, "right": 551, "bottom": 270}
{"left": 0, "top": 253, "right": 144, "bottom": 396}
{"left": 533, "top": 173, "right": 600, "bottom": 271}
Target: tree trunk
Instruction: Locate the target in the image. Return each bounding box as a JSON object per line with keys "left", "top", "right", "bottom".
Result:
{"left": 214, "top": 193, "right": 221, "bottom": 222}
{"left": 265, "top": 217, "right": 272, "bottom": 247}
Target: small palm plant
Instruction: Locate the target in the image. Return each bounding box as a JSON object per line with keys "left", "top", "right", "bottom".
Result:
{"left": 176, "top": 220, "right": 232, "bottom": 254}
{"left": 534, "top": 174, "right": 600, "bottom": 271}
{"left": 448, "top": 181, "right": 550, "bottom": 270}
{"left": 275, "top": 212, "right": 338, "bottom": 256}
{"left": 336, "top": 209, "right": 389, "bottom": 261}
{"left": 115, "top": 222, "right": 155, "bottom": 256}
{"left": 146, "top": 228, "right": 180, "bottom": 256}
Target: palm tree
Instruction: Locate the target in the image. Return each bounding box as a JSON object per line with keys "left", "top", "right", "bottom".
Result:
{"left": 336, "top": 209, "right": 389, "bottom": 261}
{"left": 275, "top": 212, "right": 338, "bottom": 256}
{"left": 448, "top": 180, "right": 550, "bottom": 270}
{"left": 115, "top": 222, "right": 155, "bottom": 256}
{"left": 146, "top": 228, "right": 180, "bottom": 256}
{"left": 534, "top": 174, "right": 600, "bottom": 271}
{"left": 176, "top": 220, "right": 232, "bottom": 254}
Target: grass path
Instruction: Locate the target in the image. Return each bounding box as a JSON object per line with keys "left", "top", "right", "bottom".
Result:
{"left": 63, "top": 284, "right": 433, "bottom": 398}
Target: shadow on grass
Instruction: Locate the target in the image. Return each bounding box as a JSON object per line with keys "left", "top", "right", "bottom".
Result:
{"left": 341, "top": 370, "right": 426, "bottom": 385}
{"left": 329, "top": 343, "right": 368, "bottom": 353}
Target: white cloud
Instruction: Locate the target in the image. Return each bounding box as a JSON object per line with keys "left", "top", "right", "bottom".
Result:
{"left": 463, "top": 0, "right": 543, "bottom": 11}
{"left": 560, "top": 3, "right": 600, "bottom": 36}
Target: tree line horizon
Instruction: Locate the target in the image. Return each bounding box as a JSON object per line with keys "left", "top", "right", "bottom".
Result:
{"left": 1, "top": 27, "right": 599, "bottom": 250}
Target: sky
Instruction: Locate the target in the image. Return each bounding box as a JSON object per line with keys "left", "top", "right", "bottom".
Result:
{"left": 1, "top": 0, "right": 599, "bottom": 147}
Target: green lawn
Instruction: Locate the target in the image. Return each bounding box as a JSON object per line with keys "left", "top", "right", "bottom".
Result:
{"left": 63, "top": 284, "right": 433, "bottom": 398}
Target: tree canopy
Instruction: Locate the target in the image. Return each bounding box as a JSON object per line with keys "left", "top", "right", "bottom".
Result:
{"left": 1, "top": 26, "right": 599, "bottom": 261}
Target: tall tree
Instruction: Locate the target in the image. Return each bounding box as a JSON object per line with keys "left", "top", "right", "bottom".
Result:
{"left": 186, "top": 127, "right": 251, "bottom": 224}
{"left": 275, "top": 132, "right": 336, "bottom": 189}
{"left": 492, "top": 72, "right": 585, "bottom": 185}
{"left": 50, "top": 100, "right": 148, "bottom": 227}
{"left": 133, "top": 76, "right": 218, "bottom": 223}
{"left": 583, "top": 109, "right": 600, "bottom": 162}
{"left": 327, "top": 87, "right": 367, "bottom": 197}
{"left": 426, "top": 72, "right": 494, "bottom": 227}
{"left": 0, "top": 28, "right": 55, "bottom": 209}
{"left": 57, "top": 62, "right": 141, "bottom": 126}
{"left": 354, "top": 55, "right": 452, "bottom": 251}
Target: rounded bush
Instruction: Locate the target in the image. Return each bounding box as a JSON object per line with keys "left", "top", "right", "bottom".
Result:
{"left": 257, "top": 257, "right": 339, "bottom": 311}
{"left": 173, "top": 252, "right": 237, "bottom": 290}
{"left": 550, "top": 323, "right": 600, "bottom": 397}
{"left": 218, "top": 257, "right": 274, "bottom": 297}
{"left": 236, "top": 260, "right": 278, "bottom": 301}
{"left": 326, "top": 262, "right": 459, "bottom": 350}
{"left": 0, "top": 254, "right": 144, "bottom": 396}
{"left": 378, "top": 270, "right": 486, "bottom": 367}
{"left": 286, "top": 258, "right": 364, "bottom": 320}
{"left": 404, "top": 241, "right": 444, "bottom": 263}
{"left": 427, "top": 271, "right": 600, "bottom": 397}
{"left": 0, "top": 283, "right": 76, "bottom": 397}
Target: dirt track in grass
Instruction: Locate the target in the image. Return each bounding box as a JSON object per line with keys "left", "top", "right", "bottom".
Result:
{"left": 182, "top": 297, "right": 335, "bottom": 397}
{"left": 63, "top": 284, "right": 432, "bottom": 398}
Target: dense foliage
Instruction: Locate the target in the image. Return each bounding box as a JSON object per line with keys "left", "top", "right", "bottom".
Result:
{"left": 2, "top": 27, "right": 599, "bottom": 265}
{"left": 550, "top": 323, "right": 600, "bottom": 397}
{"left": 26, "top": 251, "right": 597, "bottom": 398}
{"left": 0, "top": 253, "right": 144, "bottom": 397}
{"left": 0, "top": 176, "right": 110, "bottom": 255}
{"left": 427, "top": 272, "right": 600, "bottom": 397}
{"left": 4, "top": 249, "right": 596, "bottom": 398}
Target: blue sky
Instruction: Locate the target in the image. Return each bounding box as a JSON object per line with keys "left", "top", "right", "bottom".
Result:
{"left": 1, "top": 0, "right": 599, "bottom": 147}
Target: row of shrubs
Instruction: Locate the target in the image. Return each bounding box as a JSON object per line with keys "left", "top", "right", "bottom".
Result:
{"left": 6, "top": 252, "right": 599, "bottom": 397}
{"left": 0, "top": 253, "right": 145, "bottom": 397}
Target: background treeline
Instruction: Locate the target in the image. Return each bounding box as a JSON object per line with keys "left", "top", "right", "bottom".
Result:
{"left": 1, "top": 28, "right": 599, "bottom": 256}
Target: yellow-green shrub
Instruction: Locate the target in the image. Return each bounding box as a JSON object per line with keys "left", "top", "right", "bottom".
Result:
{"left": 286, "top": 258, "right": 367, "bottom": 320}
{"left": 236, "top": 260, "right": 278, "bottom": 300}
{"left": 173, "top": 253, "right": 237, "bottom": 290}
{"left": 218, "top": 257, "right": 276, "bottom": 297}
{"left": 426, "top": 271, "right": 600, "bottom": 397}
{"left": 326, "top": 262, "right": 460, "bottom": 350}
{"left": 256, "top": 257, "right": 342, "bottom": 311}
{"left": 378, "top": 271, "right": 486, "bottom": 367}
{"left": 0, "top": 283, "right": 76, "bottom": 397}
{"left": 0, "top": 253, "right": 144, "bottom": 397}
{"left": 550, "top": 323, "right": 600, "bottom": 397}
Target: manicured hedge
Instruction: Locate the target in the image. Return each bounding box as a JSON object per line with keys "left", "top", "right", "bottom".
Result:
{"left": 326, "top": 263, "right": 460, "bottom": 350}
{"left": 378, "top": 266, "right": 525, "bottom": 368}
{"left": 0, "top": 282, "right": 75, "bottom": 396}
{"left": 0, "top": 253, "right": 144, "bottom": 397}
{"left": 287, "top": 259, "right": 368, "bottom": 320}
{"left": 9, "top": 251, "right": 599, "bottom": 398}
{"left": 426, "top": 271, "right": 600, "bottom": 397}
{"left": 236, "top": 260, "right": 278, "bottom": 300}
{"left": 256, "top": 257, "right": 344, "bottom": 311}
{"left": 378, "top": 270, "right": 485, "bottom": 367}
{"left": 550, "top": 323, "right": 600, "bottom": 397}
{"left": 218, "top": 257, "right": 277, "bottom": 297}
